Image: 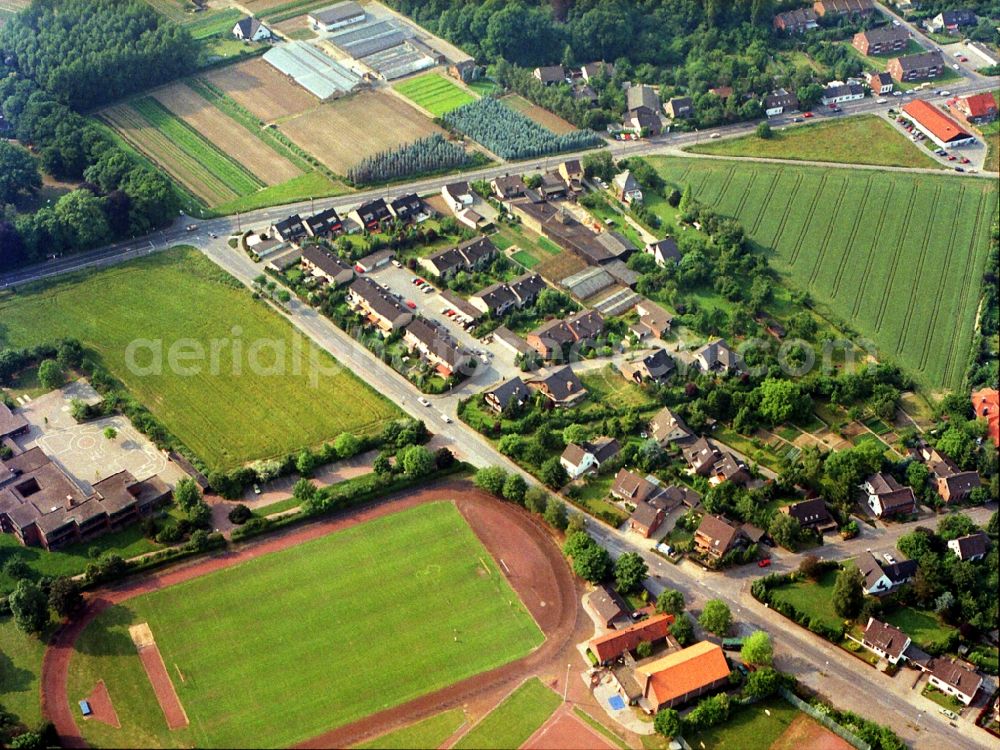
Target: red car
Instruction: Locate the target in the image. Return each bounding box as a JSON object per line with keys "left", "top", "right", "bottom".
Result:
{"left": 959, "top": 56, "right": 968, "bottom": 62}
{"left": 803, "top": 112, "right": 813, "bottom": 118}
{"left": 758, "top": 558, "right": 772, "bottom": 568}
{"left": 405, "top": 300, "right": 416, "bottom": 309}
{"left": 961, "top": 157, "right": 970, "bottom": 164}
{"left": 948, "top": 155, "right": 957, "bottom": 161}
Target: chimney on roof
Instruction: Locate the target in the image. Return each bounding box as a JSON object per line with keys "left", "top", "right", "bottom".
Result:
{"left": 65, "top": 494, "right": 75, "bottom": 509}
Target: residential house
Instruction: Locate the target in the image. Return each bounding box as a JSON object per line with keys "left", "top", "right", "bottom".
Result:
{"left": 645, "top": 237, "right": 681, "bottom": 266}
{"left": 627, "top": 84, "right": 661, "bottom": 115}
{"left": 821, "top": 82, "right": 865, "bottom": 105}
{"left": 388, "top": 193, "right": 425, "bottom": 224}
{"left": 695, "top": 338, "right": 742, "bottom": 374}
{"left": 972, "top": 388, "right": 999, "bottom": 446}
{"left": 484, "top": 376, "right": 531, "bottom": 414}
{"left": 402, "top": 318, "right": 471, "bottom": 377}
{"left": 526, "top": 309, "right": 605, "bottom": 360}
{"left": 587, "top": 585, "right": 627, "bottom": 628}
{"left": 649, "top": 407, "right": 693, "bottom": 446}
{"left": 863, "top": 472, "right": 917, "bottom": 517}
{"left": 419, "top": 236, "right": 497, "bottom": 279}
{"left": 624, "top": 84, "right": 663, "bottom": 135}
{"left": 469, "top": 283, "right": 518, "bottom": 318}
{"left": 812, "top": 0, "right": 875, "bottom": 16}
{"left": 926, "top": 9, "right": 977, "bottom": 34}
{"left": 683, "top": 437, "right": 722, "bottom": 477}
{"left": 539, "top": 171, "right": 567, "bottom": 200}
{"left": 346, "top": 278, "right": 413, "bottom": 335}
{"left": 611, "top": 468, "right": 666, "bottom": 505}
{"left": 764, "top": 88, "right": 798, "bottom": 117}
{"left": 0, "top": 403, "right": 28, "bottom": 441}
{"left": 950, "top": 92, "right": 999, "bottom": 125}
{"left": 948, "top": 531, "right": 989, "bottom": 562}
{"left": 888, "top": 52, "right": 945, "bottom": 83}
{"left": 774, "top": 7, "right": 819, "bottom": 32}
{"left": 303, "top": 207, "right": 343, "bottom": 237}
{"left": 300, "top": 246, "right": 354, "bottom": 286}
{"left": 629, "top": 500, "right": 666, "bottom": 538}
{"left": 866, "top": 71, "right": 894, "bottom": 95}
{"left": 613, "top": 170, "right": 643, "bottom": 204}
{"left": 620, "top": 349, "right": 675, "bottom": 385}
{"left": 862, "top": 618, "right": 911, "bottom": 665}
{"left": 491, "top": 174, "right": 527, "bottom": 201}
{"left": 924, "top": 449, "right": 980, "bottom": 503}
{"left": 589, "top": 613, "right": 674, "bottom": 665}
{"left": 560, "top": 437, "right": 620, "bottom": 480}
{"left": 709, "top": 452, "right": 751, "bottom": 487}
{"left": 709, "top": 86, "right": 734, "bottom": 101}
{"left": 637, "top": 641, "right": 732, "bottom": 710}
{"left": 903, "top": 99, "right": 976, "bottom": 148}
{"left": 580, "top": 61, "right": 614, "bottom": 81}
{"left": 853, "top": 27, "right": 909, "bottom": 56}
{"left": 308, "top": 1, "right": 365, "bottom": 31}
{"left": 441, "top": 181, "right": 473, "bottom": 212}
{"left": 558, "top": 160, "right": 584, "bottom": 192}
{"left": 509, "top": 272, "right": 547, "bottom": 306}
{"left": 232, "top": 17, "right": 271, "bottom": 41}
{"left": 664, "top": 97, "right": 694, "bottom": 119}
{"left": 348, "top": 198, "right": 392, "bottom": 231}
{"left": 694, "top": 514, "right": 747, "bottom": 560}
{"left": 455, "top": 208, "right": 489, "bottom": 231}
{"left": 533, "top": 65, "right": 566, "bottom": 85}
{"left": 858, "top": 550, "right": 918, "bottom": 595}
{"left": 636, "top": 300, "right": 673, "bottom": 339}
{"left": 528, "top": 367, "right": 587, "bottom": 407}
{"left": 271, "top": 214, "right": 306, "bottom": 243}
{"left": 928, "top": 659, "right": 982, "bottom": 705}
{"left": 781, "top": 498, "right": 837, "bottom": 533}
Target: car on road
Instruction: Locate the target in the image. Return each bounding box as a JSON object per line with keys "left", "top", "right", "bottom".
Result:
{"left": 876, "top": 98, "right": 887, "bottom": 104}
{"left": 710, "top": 132, "right": 721, "bottom": 138}
{"left": 405, "top": 299, "right": 416, "bottom": 309}
{"left": 948, "top": 155, "right": 957, "bottom": 161}
{"left": 186, "top": 224, "right": 198, "bottom": 231}
{"left": 893, "top": 91, "right": 903, "bottom": 96}
{"left": 939, "top": 709, "right": 959, "bottom": 721}
{"left": 253, "top": 484, "right": 262, "bottom": 495}
{"left": 209, "top": 232, "right": 217, "bottom": 239}
{"left": 440, "top": 413, "right": 452, "bottom": 423}
{"left": 418, "top": 397, "right": 431, "bottom": 407}
{"left": 803, "top": 111, "right": 813, "bottom": 118}
{"left": 955, "top": 166, "right": 965, "bottom": 172}
{"left": 961, "top": 157, "right": 970, "bottom": 164}
{"left": 792, "top": 117, "right": 803, "bottom": 122}
{"left": 959, "top": 56, "right": 968, "bottom": 63}
{"left": 952, "top": 63, "right": 961, "bottom": 69}
{"left": 940, "top": 90, "right": 951, "bottom": 96}
{"left": 758, "top": 558, "right": 772, "bottom": 568}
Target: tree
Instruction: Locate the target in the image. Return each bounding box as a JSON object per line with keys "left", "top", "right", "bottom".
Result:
{"left": 540, "top": 456, "right": 568, "bottom": 488}
{"left": 0, "top": 142, "right": 41, "bottom": 203}
{"left": 400, "top": 445, "right": 434, "bottom": 476}
{"left": 654, "top": 708, "right": 681, "bottom": 738}
{"left": 10, "top": 732, "right": 44, "bottom": 750}
{"left": 906, "top": 461, "right": 929, "bottom": 492}
{"left": 502, "top": 473, "right": 527, "bottom": 504}
{"left": 544, "top": 496, "right": 569, "bottom": 530}
{"left": 832, "top": 565, "right": 864, "bottom": 619}
{"left": 756, "top": 122, "right": 773, "bottom": 139}
{"left": 699, "top": 599, "right": 732, "bottom": 636}
{"left": 2, "top": 557, "right": 30, "bottom": 580}
{"left": 54, "top": 189, "right": 111, "bottom": 250}
{"left": 936, "top": 513, "right": 977, "bottom": 541}
{"left": 670, "top": 613, "right": 695, "bottom": 646}
{"left": 573, "top": 543, "right": 612, "bottom": 582}
{"left": 744, "top": 666, "right": 781, "bottom": 699}
{"left": 333, "top": 432, "right": 361, "bottom": 459}
{"left": 798, "top": 554, "right": 823, "bottom": 581}
{"left": 37, "top": 359, "right": 63, "bottom": 390}
{"left": 48, "top": 577, "right": 83, "bottom": 618}
{"left": 758, "top": 378, "right": 810, "bottom": 426}
{"left": 525, "top": 485, "right": 549, "bottom": 514}
{"left": 173, "top": 478, "right": 201, "bottom": 512}
{"left": 768, "top": 512, "right": 801, "bottom": 551}
{"left": 614, "top": 552, "right": 649, "bottom": 594}
{"left": 656, "top": 588, "right": 685, "bottom": 615}
{"left": 292, "top": 478, "right": 317, "bottom": 504}
{"left": 102, "top": 426, "right": 118, "bottom": 440}
{"left": 295, "top": 449, "right": 319, "bottom": 477}
{"left": 636, "top": 640, "right": 653, "bottom": 658}
{"left": 740, "top": 630, "right": 773, "bottom": 666}
{"left": 474, "top": 466, "right": 508, "bottom": 496}
{"left": 10, "top": 579, "right": 49, "bottom": 634}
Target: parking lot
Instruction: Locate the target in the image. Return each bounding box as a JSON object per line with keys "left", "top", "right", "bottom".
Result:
{"left": 885, "top": 103, "right": 988, "bottom": 172}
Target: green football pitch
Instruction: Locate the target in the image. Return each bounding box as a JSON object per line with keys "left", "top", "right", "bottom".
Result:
{"left": 66, "top": 502, "right": 543, "bottom": 748}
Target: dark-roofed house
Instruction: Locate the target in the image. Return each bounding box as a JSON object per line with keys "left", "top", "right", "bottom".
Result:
{"left": 636, "top": 300, "right": 673, "bottom": 339}
{"left": 528, "top": 367, "right": 587, "bottom": 407}
{"left": 709, "top": 452, "right": 750, "bottom": 487}
{"left": 888, "top": 52, "right": 945, "bottom": 83}
{"left": 867, "top": 71, "right": 894, "bottom": 96}
{"left": 927, "top": 9, "right": 977, "bottom": 34}
{"left": 821, "top": 82, "right": 864, "bottom": 105}
{"left": 620, "top": 349, "right": 675, "bottom": 385}
{"left": 0, "top": 403, "right": 28, "bottom": 441}
{"left": 388, "top": 193, "right": 425, "bottom": 224}
{"left": 560, "top": 437, "right": 620, "bottom": 480}
{"left": 484, "top": 377, "right": 531, "bottom": 414}
{"left": 309, "top": 1, "right": 365, "bottom": 31}
{"left": 695, "top": 339, "right": 742, "bottom": 374}
{"left": 589, "top": 613, "right": 674, "bottom": 665}
{"left": 645, "top": 237, "right": 681, "bottom": 266}
{"left": 664, "top": 97, "right": 694, "bottom": 119}
{"left": 232, "top": 17, "right": 271, "bottom": 41}
{"left": 470, "top": 282, "right": 517, "bottom": 318}
{"left": 346, "top": 278, "right": 413, "bottom": 335}
{"left": 303, "top": 207, "right": 343, "bottom": 237}
{"left": 271, "top": 214, "right": 306, "bottom": 242}
{"left": 927, "top": 454, "right": 981, "bottom": 504}
{"left": 948, "top": 531, "right": 989, "bottom": 562}
{"left": 624, "top": 85, "right": 663, "bottom": 135}
{"left": 533, "top": 65, "right": 566, "bottom": 85}
{"left": 558, "top": 160, "right": 584, "bottom": 191}
{"left": 612, "top": 468, "right": 660, "bottom": 503}
{"left": 581, "top": 61, "right": 614, "bottom": 81}
{"left": 491, "top": 174, "right": 527, "bottom": 201}
{"left": 526, "top": 310, "right": 605, "bottom": 360}
{"left": 587, "top": 585, "right": 627, "bottom": 627}
{"left": 863, "top": 473, "right": 916, "bottom": 517}
{"left": 649, "top": 407, "right": 693, "bottom": 446}
{"left": 781, "top": 498, "right": 837, "bottom": 533}
{"left": 301, "top": 246, "right": 354, "bottom": 286}
{"left": 420, "top": 236, "right": 497, "bottom": 279}
{"left": 509, "top": 273, "right": 546, "bottom": 306}
{"left": 629, "top": 500, "right": 666, "bottom": 538}
{"left": 613, "top": 170, "right": 643, "bottom": 204}
{"left": 764, "top": 88, "right": 798, "bottom": 117}
{"left": 348, "top": 198, "right": 392, "bottom": 231}
{"left": 858, "top": 550, "right": 918, "bottom": 595}
{"left": 862, "top": 618, "right": 911, "bottom": 665}
{"left": 403, "top": 318, "right": 471, "bottom": 377}
{"left": 683, "top": 437, "right": 722, "bottom": 477}
{"left": 853, "top": 27, "right": 909, "bottom": 56}
{"left": 694, "top": 515, "right": 747, "bottom": 560}
{"left": 928, "top": 659, "right": 982, "bottom": 705}
{"left": 441, "top": 181, "right": 473, "bottom": 212}
{"left": 774, "top": 7, "right": 818, "bottom": 32}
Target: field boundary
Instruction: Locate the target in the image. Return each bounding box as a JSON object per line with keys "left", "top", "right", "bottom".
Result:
{"left": 128, "top": 623, "right": 189, "bottom": 730}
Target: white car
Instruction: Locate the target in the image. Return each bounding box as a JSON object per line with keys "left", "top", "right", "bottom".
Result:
{"left": 892, "top": 91, "right": 903, "bottom": 96}
{"left": 710, "top": 132, "right": 721, "bottom": 139}
{"left": 952, "top": 63, "right": 961, "bottom": 70}
{"left": 953, "top": 51, "right": 963, "bottom": 57}
{"left": 418, "top": 397, "right": 431, "bottom": 407}
{"left": 391, "top": 259, "right": 402, "bottom": 268}
{"left": 940, "top": 90, "right": 951, "bottom": 96}
{"left": 939, "top": 709, "right": 959, "bottom": 721}
{"left": 440, "top": 413, "right": 452, "bottom": 423}
{"left": 883, "top": 553, "right": 896, "bottom": 564}
{"left": 876, "top": 98, "right": 887, "bottom": 104}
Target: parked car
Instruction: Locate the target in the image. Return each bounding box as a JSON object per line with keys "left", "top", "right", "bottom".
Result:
{"left": 952, "top": 63, "right": 961, "bottom": 70}
{"left": 253, "top": 484, "right": 261, "bottom": 495}
{"left": 876, "top": 98, "right": 887, "bottom": 104}
{"left": 948, "top": 155, "right": 957, "bottom": 161}
{"left": 418, "top": 397, "right": 431, "bottom": 407}
{"left": 961, "top": 157, "right": 970, "bottom": 164}
{"left": 391, "top": 259, "right": 402, "bottom": 268}
{"left": 940, "top": 90, "right": 951, "bottom": 96}
{"left": 955, "top": 166, "right": 965, "bottom": 172}
{"left": 758, "top": 558, "right": 772, "bottom": 568}
{"left": 939, "top": 709, "right": 959, "bottom": 721}
{"left": 883, "top": 553, "right": 896, "bottom": 564}
{"left": 793, "top": 116, "right": 804, "bottom": 122}
{"left": 959, "top": 56, "right": 968, "bottom": 63}
{"left": 405, "top": 300, "right": 416, "bottom": 309}
{"left": 439, "top": 413, "right": 452, "bottom": 423}
{"left": 893, "top": 91, "right": 903, "bottom": 97}
{"left": 803, "top": 111, "right": 814, "bottom": 118}
{"left": 710, "top": 132, "right": 721, "bottom": 138}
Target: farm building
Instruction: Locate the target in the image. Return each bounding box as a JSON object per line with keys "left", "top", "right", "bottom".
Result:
{"left": 263, "top": 41, "right": 361, "bottom": 100}
{"left": 325, "top": 16, "right": 438, "bottom": 80}
{"left": 902, "top": 100, "right": 976, "bottom": 148}
{"left": 309, "top": 2, "right": 366, "bottom": 32}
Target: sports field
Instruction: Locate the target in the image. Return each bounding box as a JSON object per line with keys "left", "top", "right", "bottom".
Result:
{"left": 646, "top": 156, "right": 998, "bottom": 391}
{"left": 687, "top": 115, "right": 941, "bottom": 170}
{"left": 67, "top": 502, "right": 543, "bottom": 748}
{"left": 0, "top": 248, "right": 399, "bottom": 471}
{"left": 453, "top": 677, "right": 562, "bottom": 750}
{"left": 394, "top": 72, "right": 477, "bottom": 116}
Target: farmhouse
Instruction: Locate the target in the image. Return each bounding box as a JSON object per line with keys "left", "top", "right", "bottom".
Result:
{"left": 888, "top": 52, "right": 945, "bottom": 82}
{"left": 303, "top": 207, "right": 343, "bottom": 237}
{"left": 402, "top": 318, "right": 472, "bottom": 377}
{"left": 866, "top": 71, "right": 894, "bottom": 95}
{"left": 862, "top": 618, "right": 911, "bottom": 665}
{"left": 620, "top": 349, "right": 675, "bottom": 385}
{"left": 926, "top": 9, "right": 977, "bottom": 34}
{"left": 812, "top": 0, "right": 875, "bottom": 17}
{"left": 853, "top": 27, "right": 908, "bottom": 56}
{"left": 858, "top": 551, "right": 917, "bottom": 595}
{"left": 271, "top": 214, "right": 307, "bottom": 242}
{"left": 664, "top": 97, "right": 694, "bottom": 119}
{"left": 972, "top": 388, "right": 999, "bottom": 446}
{"left": 636, "top": 300, "right": 673, "bottom": 339}
{"left": 346, "top": 277, "right": 413, "bottom": 334}
{"left": 419, "top": 236, "right": 497, "bottom": 279}
{"left": 491, "top": 174, "right": 527, "bottom": 201}
{"left": 0, "top": 447, "right": 170, "bottom": 550}
{"left": 637, "top": 641, "right": 731, "bottom": 710}
{"left": 781, "top": 498, "right": 837, "bottom": 533}
{"left": 527, "top": 367, "right": 587, "bottom": 407}
{"left": 948, "top": 531, "right": 989, "bottom": 562}
{"left": 774, "top": 8, "right": 819, "bottom": 33}
{"left": 589, "top": 613, "right": 674, "bottom": 665}
{"left": 645, "top": 237, "right": 681, "bottom": 266}
{"left": 695, "top": 338, "right": 742, "bottom": 374}
{"left": 764, "top": 88, "right": 798, "bottom": 117}
{"left": 309, "top": 2, "right": 365, "bottom": 32}
{"left": 526, "top": 309, "right": 605, "bottom": 360}
{"left": 484, "top": 376, "right": 531, "bottom": 414}
{"left": 693, "top": 514, "right": 747, "bottom": 560}
{"left": 928, "top": 659, "right": 982, "bottom": 705}
{"left": 649, "top": 407, "right": 693, "bottom": 446}
{"left": 560, "top": 437, "right": 620, "bottom": 480}
{"left": 613, "top": 170, "right": 643, "bottom": 204}
{"left": 863, "top": 472, "right": 917, "bottom": 517}
{"left": 301, "top": 246, "right": 354, "bottom": 286}
{"left": 821, "top": 82, "right": 865, "bottom": 105}
{"left": 950, "top": 93, "right": 999, "bottom": 125}
{"left": 233, "top": 17, "right": 271, "bottom": 42}
{"left": 534, "top": 65, "right": 566, "bottom": 85}
{"left": 629, "top": 500, "right": 666, "bottom": 538}
{"left": 349, "top": 198, "right": 393, "bottom": 231}
{"left": 0, "top": 403, "right": 28, "bottom": 441}
{"left": 902, "top": 99, "right": 976, "bottom": 148}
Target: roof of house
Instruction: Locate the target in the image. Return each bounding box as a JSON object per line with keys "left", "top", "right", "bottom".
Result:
{"left": 581, "top": 61, "right": 614, "bottom": 79}
{"left": 666, "top": 96, "right": 693, "bottom": 113}
{"left": 863, "top": 617, "right": 910, "bottom": 660}
{"left": 865, "top": 472, "right": 916, "bottom": 512}
{"left": 627, "top": 84, "right": 661, "bottom": 113}
{"left": 712, "top": 452, "right": 748, "bottom": 482}
{"left": 355, "top": 248, "right": 394, "bottom": 270}
{"left": 903, "top": 99, "right": 972, "bottom": 143}
{"left": 302, "top": 245, "right": 351, "bottom": 278}
{"left": 823, "top": 82, "right": 864, "bottom": 98}
{"left": 0, "top": 403, "right": 28, "bottom": 439}
{"left": 273, "top": 214, "right": 306, "bottom": 239}
{"left": 404, "top": 318, "right": 468, "bottom": 368}
{"left": 646, "top": 237, "right": 681, "bottom": 263}
{"left": 353, "top": 197, "right": 391, "bottom": 224}
{"left": 765, "top": 88, "right": 797, "bottom": 108}
{"left": 939, "top": 9, "right": 976, "bottom": 25}
{"left": 535, "top": 65, "right": 566, "bottom": 83}
{"left": 624, "top": 349, "right": 675, "bottom": 381}
{"left": 235, "top": 17, "right": 265, "bottom": 37}
{"left": 858, "top": 551, "right": 918, "bottom": 590}
{"left": 568, "top": 309, "right": 605, "bottom": 340}
{"left": 533, "top": 367, "right": 585, "bottom": 402}
{"left": 348, "top": 277, "right": 409, "bottom": 321}
{"left": 310, "top": 2, "right": 364, "bottom": 24}
{"left": 873, "top": 71, "right": 893, "bottom": 86}
{"left": 485, "top": 376, "right": 530, "bottom": 410}
{"left": 439, "top": 289, "right": 483, "bottom": 321}
{"left": 895, "top": 51, "right": 945, "bottom": 73}
{"left": 696, "top": 338, "right": 741, "bottom": 371}
{"left": 630, "top": 499, "right": 663, "bottom": 529}
{"left": 587, "top": 585, "right": 626, "bottom": 624}
{"left": 472, "top": 282, "right": 517, "bottom": 313}
{"left": 389, "top": 193, "right": 423, "bottom": 218}
{"left": 784, "top": 498, "right": 835, "bottom": 526}
{"left": 627, "top": 108, "right": 662, "bottom": 130}
{"left": 962, "top": 92, "right": 998, "bottom": 117}
{"left": 929, "top": 658, "right": 982, "bottom": 698}
{"left": 612, "top": 468, "right": 661, "bottom": 504}
{"left": 492, "top": 174, "right": 527, "bottom": 198}
{"left": 508, "top": 272, "right": 546, "bottom": 302}
{"left": 972, "top": 388, "right": 999, "bottom": 446}
{"left": 695, "top": 514, "right": 742, "bottom": 553}
{"left": 650, "top": 407, "right": 692, "bottom": 443}
{"left": 561, "top": 442, "right": 590, "bottom": 468}
{"left": 637, "top": 641, "right": 731, "bottom": 706}
{"left": 613, "top": 170, "right": 641, "bottom": 193}
{"left": 683, "top": 436, "right": 722, "bottom": 472}
{"left": 951, "top": 531, "right": 989, "bottom": 559}
{"left": 590, "top": 613, "right": 674, "bottom": 663}
{"left": 637, "top": 300, "right": 674, "bottom": 333}
{"left": 857, "top": 26, "right": 909, "bottom": 45}
{"left": 303, "top": 207, "right": 342, "bottom": 234}
{"left": 443, "top": 181, "right": 471, "bottom": 198}
{"left": 709, "top": 85, "right": 734, "bottom": 98}
{"left": 775, "top": 7, "right": 818, "bottom": 24}
{"left": 596, "top": 231, "right": 636, "bottom": 258}
{"left": 590, "top": 436, "right": 621, "bottom": 464}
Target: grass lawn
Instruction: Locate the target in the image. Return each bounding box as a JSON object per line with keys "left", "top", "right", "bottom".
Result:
{"left": 686, "top": 696, "right": 801, "bottom": 750}
{"left": 645, "top": 156, "right": 998, "bottom": 392}
{"left": 67, "top": 502, "right": 543, "bottom": 748}
{"left": 510, "top": 249, "right": 541, "bottom": 268}
{"left": 354, "top": 708, "right": 466, "bottom": 749}
{"left": 768, "top": 569, "right": 844, "bottom": 632}
{"left": 0, "top": 248, "right": 400, "bottom": 472}
{"left": 453, "top": 677, "right": 561, "bottom": 750}
{"left": 579, "top": 369, "right": 659, "bottom": 410}
{"left": 212, "top": 171, "right": 350, "bottom": 215}
{"left": 687, "top": 115, "right": 941, "bottom": 169}
{"left": 468, "top": 79, "right": 502, "bottom": 97}
{"left": 394, "top": 72, "right": 477, "bottom": 116}
{"left": 884, "top": 608, "right": 956, "bottom": 652}
{"left": 0, "top": 617, "right": 47, "bottom": 730}
{"left": 921, "top": 684, "right": 965, "bottom": 712}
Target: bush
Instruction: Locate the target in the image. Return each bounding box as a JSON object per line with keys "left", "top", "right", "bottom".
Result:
{"left": 227, "top": 504, "right": 253, "bottom": 525}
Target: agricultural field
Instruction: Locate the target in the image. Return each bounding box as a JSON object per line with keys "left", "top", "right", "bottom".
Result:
{"left": 0, "top": 0, "right": 28, "bottom": 23}
{"left": 151, "top": 82, "right": 303, "bottom": 185}
{"left": 66, "top": 502, "right": 543, "bottom": 748}
{"left": 502, "top": 93, "right": 577, "bottom": 135}
{"left": 281, "top": 90, "right": 446, "bottom": 173}
{"left": 0, "top": 248, "right": 400, "bottom": 472}
{"left": 646, "top": 156, "right": 998, "bottom": 391}
{"left": 202, "top": 57, "right": 318, "bottom": 122}
{"left": 688, "top": 115, "right": 941, "bottom": 170}
{"left": 394, "top": 72, "right": 476, "bottom": 116}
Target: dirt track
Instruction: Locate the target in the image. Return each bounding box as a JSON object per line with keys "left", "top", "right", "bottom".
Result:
{"left": 40, "top": 478, "right": 582, "bottom": 749}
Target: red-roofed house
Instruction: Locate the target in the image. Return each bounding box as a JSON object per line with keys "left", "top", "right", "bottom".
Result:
{"left": 588, "top": 613, "right": 674, "bottom": 664}
{"left": 636, "top": 641, "right": 732, "bottom": 710}
{"left": 972, "top": 388, "right": 999, "bottom": 447}
{"left": 901, "top": 100, "right": 976, "bottom": 149}
{"left": 950, "top": 93, "right": 999, "bottom": 125}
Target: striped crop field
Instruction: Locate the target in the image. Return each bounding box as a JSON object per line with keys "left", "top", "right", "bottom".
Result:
{"left": 394, "top": 72, "right": 477, "bottom": 117}
{"left": 647, "top": 157, "right": 998, "bottom": 391}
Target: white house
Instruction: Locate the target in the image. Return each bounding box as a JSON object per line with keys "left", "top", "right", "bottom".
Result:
{"left": 863, "top": 472, "right": 916, "bottom": 517}
{"left": 858, "top": 551, "right": 917, "bottom": 596}
{"left": 821, "top": 82, "right": 865, "bottom": 105}
{"left": 232, "top": 17, "right": 272, "bottom": 42}
{"left": 861, "top": 618, "right": 911, "bottom": 665}
{"left": 559, "top": 437, "right": 620, "bottom": 480}
{"left": 441, "top": 181, "right": 473, "bottom": 212}
{"left": 612, "top": 170, "right": 643, "bottom": 204}
{"left": 928, "top": 659, "right": 982, "bottom": 706}
{"left": 308, "top": 1, "right": 365, "bottom": 32}
{"left": 948, "top": 531, "right": 989, "bottom": 562}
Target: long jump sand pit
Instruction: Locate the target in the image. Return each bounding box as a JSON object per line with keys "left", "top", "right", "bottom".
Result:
{"left": 202, "top": 57, "right": 318, "bottom": 122}
{"left": 128, "top": 623, "right": 189, "bottom": 731}
{"left": 280, "top": 90, "right": 446, "bottom": 174}
{"left": 771, "top": 714, "right": 853, "bottom": 750}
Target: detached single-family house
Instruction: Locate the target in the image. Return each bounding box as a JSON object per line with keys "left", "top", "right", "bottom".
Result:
{"left": 491, "top": 174, "right": 527, "bottom": 201}
{"left": 948, "top": 531, "right": 989, "bottom": 562}
{"left": 624, "top": 84, "right": 663, "bottom": 135}
{"left": 950, "top": 92, "right": 999, "bottom": 125}
{"left": 923, "top": 448, "right": 981, "bottom": 503}
{"left": 683, "top": 437, "right": 722, "bottom": 477}
{"left": 637, "top": 641, "right": 731, "bottom": 710}
{"left": 620, "top": 349, "right": 675, "bottom": 385}
{"left": 821, "top": 82, "right": 865, "bottom": 105}
{"left": 694, "top": 514, "right": 747, "bottom": 560}
{"left": 664, "top": 97, "right": 694, "bottom": 119}
{"left": 300, "top": 246, "right": 354, "bottom": 286}
{"left": 611, "top": 468, "right": 665, "bottom": 505}
{"left": 0, "top": 403, "right": 28, "bottom": 441}
{"left": 441, "top": 181, "right": 473, "bottom": 212}
{"left": 613, "top": 171, "right": 643, "bottom": 204}
{"left": 858, "top": 551, "right": 918, "bottom": 595}
{"left": 764, "top": 88, "right": 798, "bottom": 117}
{"left": 629, "top": 501, "right": 666, "bottom": 538}
{"left": 636, "top": 300, "right": 673, "bottom": 339}
{"left": 580, "top": 61, "right": 614, "bottom": 81}
{"left": 926, "top": 9, "right": 977, "bottom": 34}
{"left": 558, "top": 160, "right": 584, "bottom": 192}
{"left": 232, "top": 17, "right": 272, "bottom": 41}
{"left": 853, "top": 27, "right": 908, "bottom": 56}
{"left": 888, "top": 52, "right": 945, "bottom": 83}
{"left": 928, "top": 659, "right": 982, "bottom": 705}
{"left": 388, "top": 193, "right": 425, "bottom": 224}
{"left": 589, "top": 613, "right": 673, "bottom": 665}
{"left": 533, "top": 65, "right": 566, "bottom": 85}
{"left": 587, "top": 585, "right": 627, "bottom": 628}
{"left": 560, "top": 437, "right": 620, "bottom": 480}
{"left": 773, "top": 8, "right": 819, "bottom": 32}
{"left": 528, "top": 367, "right": 587, "bottom": 407}
{"left": 781, "top": 498, "right": 837, "bottom": 533}
{"left": 863, "top": 472, "right": 917, "bottom": 517}
{"left": 309, "top": 1, "right": 365, "bottom": 31}
{"left": 862, "top": 618, "right": 911, "bottom": 665}
{"left": 484, "top": 376, "right": 531, "bottom": 414}
{"left": 649, "top": 407, "right": 693, "bottom": 446}
{"left": 645, "top": 237, "right": 681, "bottom": 266}
{"left": 695, "top": 339, "right": 742, "bottom": 374}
